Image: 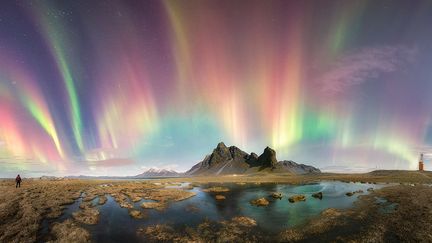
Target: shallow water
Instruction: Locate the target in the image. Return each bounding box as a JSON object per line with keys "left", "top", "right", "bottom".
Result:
{"left": 43, "top": 181, "right": 386, "bottom": 242}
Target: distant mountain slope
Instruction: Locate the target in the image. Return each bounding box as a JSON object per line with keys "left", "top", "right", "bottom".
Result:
{"left": 186, "top": 142, "right": 320, "bottom": 176}
{"left": 134, "top": 168, "right": 182, "bottom": 178}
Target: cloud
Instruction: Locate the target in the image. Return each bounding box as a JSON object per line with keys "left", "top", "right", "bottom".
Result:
{"left": 319, "top": 45, "right": 417, "bottom": 94}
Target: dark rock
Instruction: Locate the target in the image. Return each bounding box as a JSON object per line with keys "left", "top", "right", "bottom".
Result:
{"left": 250, "top": 198, "right": 270, "bottom": 206}
{"left": 185, "top": 142, "right": 250, "bottom": 175}
{"left": 346, "top": 192, "right": 354, "bottom": 197}
{"left": 288, "top": 195, "right": 306, "bottom": 203}
{"left": 270, "top": 192, "right": 283, "bottom": 199}
{"left": 312, "top": 192, "right": 323, "bottom": 200}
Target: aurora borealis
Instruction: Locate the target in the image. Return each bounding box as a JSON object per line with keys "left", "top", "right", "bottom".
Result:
{"left": 1, "top": 0, "right": 432, "bottom": 177}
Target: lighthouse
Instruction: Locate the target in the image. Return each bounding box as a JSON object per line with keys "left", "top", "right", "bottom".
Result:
{"left": 419, "top": 153, "right": 424, "bottom": 171}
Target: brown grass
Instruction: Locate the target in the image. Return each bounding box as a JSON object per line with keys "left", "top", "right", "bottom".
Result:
{"left": 0, "top": 171, "right": 431, "bottom": 242}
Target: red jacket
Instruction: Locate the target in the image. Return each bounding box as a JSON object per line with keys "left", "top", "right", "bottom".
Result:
{"left": 15, "top": 176, "right": 21, "bottom": 182}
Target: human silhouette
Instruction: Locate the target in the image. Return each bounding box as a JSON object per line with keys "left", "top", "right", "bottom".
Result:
{"left": 15, "top": 174, "right": 21, "bottom": 188}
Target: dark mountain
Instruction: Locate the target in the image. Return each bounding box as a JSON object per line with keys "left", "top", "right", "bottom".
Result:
{"left": 186, "top": 142, "right": 252, "bottom": 175}
{"left": 254, "top": 146, "right": 277, "bottom": 168}
{"left": 273, "top": 160, "right": 321, "bottom": 174}
{"left": 186, "top": 142, "right": 321, "bottom": 176}
{"left": 134, "top": 168, "right": 182, "bottom": 178}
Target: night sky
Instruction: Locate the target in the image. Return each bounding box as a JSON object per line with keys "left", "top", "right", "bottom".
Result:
{"left": 1, "top": 0, "right": 432, "bottom": 177}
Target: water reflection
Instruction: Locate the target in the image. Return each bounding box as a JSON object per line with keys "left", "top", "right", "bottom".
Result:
{"left": 45, "top": 181, "right": 386, "bottom": 242}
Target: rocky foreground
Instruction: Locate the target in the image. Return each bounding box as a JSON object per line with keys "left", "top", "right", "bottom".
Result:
{"left": 0, "top": 171, "right": 432, "bottom": 242}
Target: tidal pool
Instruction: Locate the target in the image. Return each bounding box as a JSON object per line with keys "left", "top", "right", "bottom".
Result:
{"left": 42, "top": 181, "right": 386, "bottom": 242}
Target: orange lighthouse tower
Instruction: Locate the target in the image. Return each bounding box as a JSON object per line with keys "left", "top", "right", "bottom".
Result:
{"left": 419, "top": 153, "right": 424, "bottom": 171}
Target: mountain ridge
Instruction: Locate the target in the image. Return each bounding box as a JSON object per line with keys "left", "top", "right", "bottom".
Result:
{"left": 134, "top": 168, "right": 182, "bottom": 178}
{"left": 185, "top": 142, "right": 320, "bottom": 176}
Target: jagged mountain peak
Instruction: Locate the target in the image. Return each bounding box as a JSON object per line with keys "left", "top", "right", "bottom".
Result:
{"left": 186, "top": 142, "right": 320, "bottom": 176}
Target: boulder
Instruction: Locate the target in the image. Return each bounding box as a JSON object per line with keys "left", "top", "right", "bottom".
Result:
{"left": 288, "top": 195, "right": 306, "bottom": 203}
{"left": 250, "top": 197, "right": 270, "bottom": 206}
{"left": 346, "top": 192, "right": 354, "bottom": 197}
{"left": 270, "top": 192, "right": 283, "bottom": 199}
{"left": 312, "top": 192, "right": 323, "bottom": 200}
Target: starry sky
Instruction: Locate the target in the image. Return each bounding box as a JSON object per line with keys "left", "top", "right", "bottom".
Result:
{"left": 1, "top": 0, "right": 432, "bottom": 177}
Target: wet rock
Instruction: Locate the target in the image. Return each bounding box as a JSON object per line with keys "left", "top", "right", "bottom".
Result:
{"left": 215, "top": 195, "right": 226, "bottom": 200}
{"left": 312, "top": 192, "right": 323, "bottom": 200}
{"left": 270, "top": 192, "right": 283, "bottom": 199}
{"left": 354, "top": 190, "right": 364, "bottom": 194}
{"left": 129, "top": 209, "right": 144, "bottom": 219}
{"left": 346, "top": 192, "right": 354, "bottom": 197}
{"left": 48, "top": 219, "right": 91, "bottom": 243}
{"left": 288, "top": 195, "right": 306, "bottom": 203}
{"left": 202, "top": 186, "right": 230, "bottom": 193}
{"left": 72, "top": 208, "right": 99, "bottom": 225}
{"left": 367, "top": 188, "right": 374, "bottom": 192}
{"left": 250, "top": 197, "right": 269, "bottom": 206}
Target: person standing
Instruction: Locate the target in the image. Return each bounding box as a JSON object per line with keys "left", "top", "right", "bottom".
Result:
{"left": 15, "top": 174, "right": 21, "bottom": 188}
